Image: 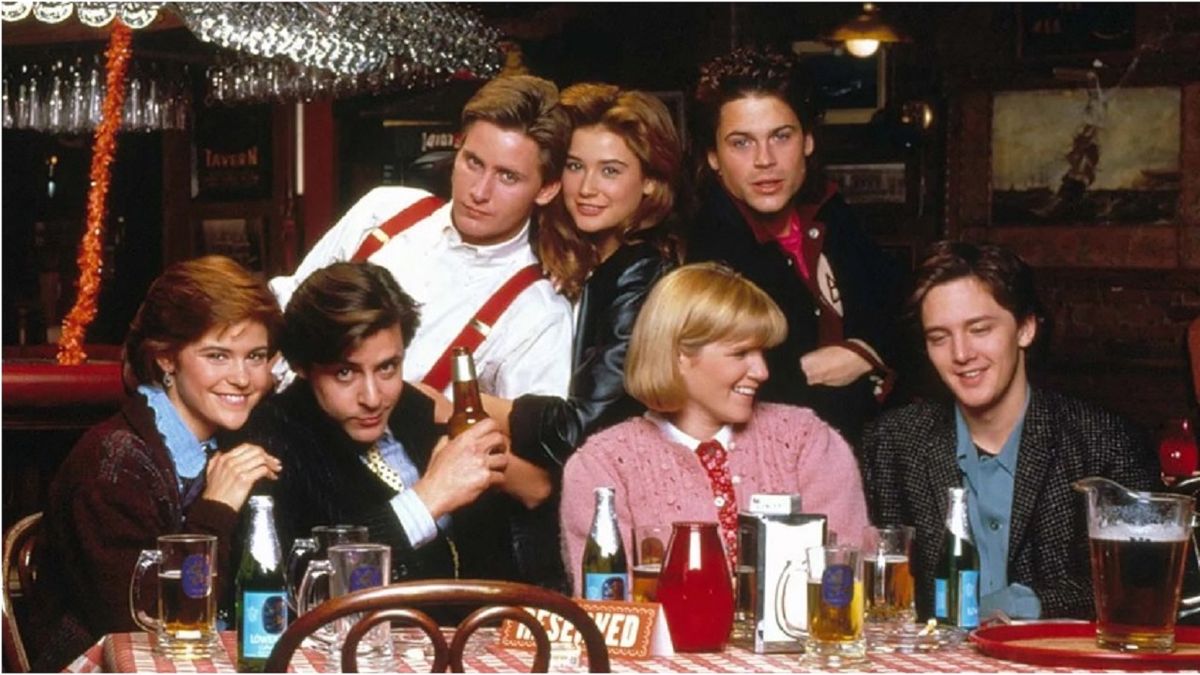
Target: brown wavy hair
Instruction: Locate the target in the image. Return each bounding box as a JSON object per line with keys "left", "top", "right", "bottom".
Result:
{"left": 537, "top": 83, "right": 683, "bottom": 300}
{"left": 123, "top": 255, "right": 282, "bottom": 390}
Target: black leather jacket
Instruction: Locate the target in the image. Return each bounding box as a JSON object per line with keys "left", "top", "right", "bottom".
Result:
{"left": 507, "top": 240, "right": 673, "bottom": 592}
{"left": 509, "top": 241, "right": 674, "bottom": 470}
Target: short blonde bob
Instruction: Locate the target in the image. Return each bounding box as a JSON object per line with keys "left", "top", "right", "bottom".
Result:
{"left": 625, "top": 262, "right": 787, "bottom": 412}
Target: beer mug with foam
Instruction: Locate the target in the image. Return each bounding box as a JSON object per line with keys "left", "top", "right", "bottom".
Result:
{"left": 130, "top": 534, "right": 219, "bottom": 658}
{"left": 298, "top": 543, "right": 392, "bottom": 670}
{"left": 1076, "top": 477, "right": 1196, "bottom": 653}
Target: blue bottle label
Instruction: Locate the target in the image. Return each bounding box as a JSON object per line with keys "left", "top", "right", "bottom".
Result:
{"left": 957, "top": 570, "right": 979, "bottom": 628}
{"left": 241, "top": 591, "right": 288, "bottom": 658}
{"left": 934, "top": 578, "right": 948, "bottom": 618}
{"left": 584, "top": 572, "right": 627, "bottom": 601}
{"left": 821, "top": 564, "right": 854, "bottom": 608}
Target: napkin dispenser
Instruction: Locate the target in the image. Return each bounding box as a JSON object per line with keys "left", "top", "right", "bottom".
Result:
{"left": 735, "top": 496, "right": 827, "bottom": 653}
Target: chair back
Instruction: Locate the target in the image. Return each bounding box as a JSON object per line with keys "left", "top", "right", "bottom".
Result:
{"left": 264, "top": 578, "right": 611, "bottom": 673}
{"left": 2, "top": 513, "right": 42, "bottom": 673}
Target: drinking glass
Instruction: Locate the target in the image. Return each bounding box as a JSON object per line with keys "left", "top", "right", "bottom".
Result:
{"left": 287, "top": 524, "right": 370, "bottom": 610}
{"left": 862, "top": 525, "right": 915, "bottom": 624}
{"left": 288, "top": 524, "right": 370, "bottom": 651}
{"left": 656, "top": 521, "right": 734, "bottom": 652}
{"left": 129, "top": 534, "right": 219, "bottom": 658}
{"left": 299, "top": 543, "right": 392, "bottom": 671}
{"left": 632, "top": 525, "right": 669, "bottom": 603}
{"left": 779, "top": 545, "right": 865, "bottom": 665}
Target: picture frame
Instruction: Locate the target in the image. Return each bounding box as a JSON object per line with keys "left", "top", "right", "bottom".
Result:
{"left": 1017, "top": 3, "right": 1137, "bottom": 61}
{"left": 201, "top": 217, "right": 265, "bottom": 273}
{"left": 792, "top": 41, "right": 886, "bottom": 125}
{"left": 990, "top": 86, "right": 1180, "bottom": 226}
{"left": 825, "top": 162, "right": 907, "bottom": 205}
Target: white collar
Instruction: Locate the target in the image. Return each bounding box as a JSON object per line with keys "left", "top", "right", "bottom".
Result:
{"left": 442, "top": 216, "right": 533, "bottom": 261}
{"left": 644, "top": 410, "right": 735, "bottom": 452}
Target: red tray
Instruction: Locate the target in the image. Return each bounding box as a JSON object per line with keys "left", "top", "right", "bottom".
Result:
{"left": 970, "top": 623, "right": 1200, "bottom": 670}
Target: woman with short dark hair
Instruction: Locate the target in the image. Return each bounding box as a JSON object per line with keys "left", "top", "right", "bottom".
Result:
{"left": 31, "top": 256, "right": 283, "bottom": 671}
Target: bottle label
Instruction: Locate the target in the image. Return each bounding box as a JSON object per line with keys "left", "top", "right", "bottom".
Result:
{"left": 240, "top": 591, "right": 288, "bottom": 658}
{"left": 584, "top": 572, "right": 628, "bottom": 601}
{"left": 957, "top": 570, "right": 979, "bottom": 628}
{"left": 934, "top": 577, "right": 948, "bottom": 618}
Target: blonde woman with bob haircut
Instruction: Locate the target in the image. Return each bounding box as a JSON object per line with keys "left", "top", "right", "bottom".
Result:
{"left": 560, "top": 262, "right": 869, "bottom": 595}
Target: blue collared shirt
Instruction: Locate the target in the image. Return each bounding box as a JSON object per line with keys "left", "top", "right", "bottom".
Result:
{"left": 139, "top": 385, "right": 214, "bottom": 495}
{"left": 363, "top": 428, "right": 449, "bottom": 548}
{"left": 954, "top": 385, "right": 1042, "bottom": 620}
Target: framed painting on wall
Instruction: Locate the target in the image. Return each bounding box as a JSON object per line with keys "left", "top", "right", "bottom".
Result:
{"left": 990, "top": 86, "right": 1180, "bottom": 226}
{"left": 792, "top": 41, "right": 886, "bottom": 125}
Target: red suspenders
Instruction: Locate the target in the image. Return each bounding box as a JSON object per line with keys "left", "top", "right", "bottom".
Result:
{"left": 349, "top": 196, "right": 546, "bottom": 390}
{"left": 350, "top": 195, "right": 445, "bottom": 262}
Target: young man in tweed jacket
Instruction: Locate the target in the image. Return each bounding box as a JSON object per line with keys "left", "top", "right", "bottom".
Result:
{"left": 861, "top": 241, "right": 1159, "bottom": 620}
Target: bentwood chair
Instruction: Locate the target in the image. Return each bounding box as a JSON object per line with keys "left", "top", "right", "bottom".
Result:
{"left": 2, "top": 513, "right": 42, "bottom": 673}
{"left": 264, "top": 579, "right": 611, "bottom": 673}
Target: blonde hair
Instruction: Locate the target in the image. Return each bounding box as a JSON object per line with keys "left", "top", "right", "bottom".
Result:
{"left": 537, "top": 82, "right": 683, "bottom": 300}
{"left": 625, "top": 262, "right": 787, "bottom": 412}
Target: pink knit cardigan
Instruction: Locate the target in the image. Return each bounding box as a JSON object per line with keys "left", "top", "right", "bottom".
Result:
{"left": 560, "top": 402, "right": 870, "bottom": 595}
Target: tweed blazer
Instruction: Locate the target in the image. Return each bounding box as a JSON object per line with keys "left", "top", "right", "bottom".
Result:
{"left": 861, "top": 387, "right": 1159, "bottom": 619}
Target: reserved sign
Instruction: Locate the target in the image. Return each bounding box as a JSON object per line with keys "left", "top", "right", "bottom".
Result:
{"left": 498, "top": 599, "right": 673, "bottom": 659}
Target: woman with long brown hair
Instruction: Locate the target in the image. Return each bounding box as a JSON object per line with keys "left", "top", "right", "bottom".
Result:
{"left": 423, "top": 83, "right": 684, "bottom": 589}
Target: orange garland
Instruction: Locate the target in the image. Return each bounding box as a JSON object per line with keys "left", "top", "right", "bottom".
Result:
{"left": 57, "top": 22, "right": 132, "bottom": 365}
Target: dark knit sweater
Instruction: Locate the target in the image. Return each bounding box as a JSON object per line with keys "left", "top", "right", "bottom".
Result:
{"left": 29, "top": 394, "right": 239, "bottom": 672}
{"left": 238, "top": 382, "right": 521, "bottom": 585}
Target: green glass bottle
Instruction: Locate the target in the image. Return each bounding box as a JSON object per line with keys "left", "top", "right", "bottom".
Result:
{"left": 581, "top": 486, "right": 629, "bottom": 600}
{"left": 236, "top": 495, "right": 288, "bottom": 672}
{"left": 933, "top": 487, "right": 980, "bottom": 628}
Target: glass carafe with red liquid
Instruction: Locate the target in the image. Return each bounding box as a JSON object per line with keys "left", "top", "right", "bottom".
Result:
{"left": 656, "top": 521, "right": 734, "bottom": 652}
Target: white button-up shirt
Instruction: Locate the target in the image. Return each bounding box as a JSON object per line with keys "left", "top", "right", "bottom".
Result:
{"left": 271, "top": 186, "right": 573, "bottom": 398}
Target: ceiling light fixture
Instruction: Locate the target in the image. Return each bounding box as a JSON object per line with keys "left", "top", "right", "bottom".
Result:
{"left": 831, "top": 3, "right": 902, "bottom": 58}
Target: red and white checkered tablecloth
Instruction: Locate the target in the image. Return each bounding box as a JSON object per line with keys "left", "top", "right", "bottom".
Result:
{"left": 64, "top": 630, "right": 1134, "bottom": 673}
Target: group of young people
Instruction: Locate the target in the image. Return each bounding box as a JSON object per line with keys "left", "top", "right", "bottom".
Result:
{"left": 28, "top": 46, "right": 1160, "bottom": 670}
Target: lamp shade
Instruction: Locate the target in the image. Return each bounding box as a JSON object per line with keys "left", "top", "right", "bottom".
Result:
{"left": 832, "top": 3, "right": 902, "bottom": 57}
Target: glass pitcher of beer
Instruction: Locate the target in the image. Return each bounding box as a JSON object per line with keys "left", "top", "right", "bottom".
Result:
{"left": 1075, "top": 477, "right": 1198, "bottom": 653}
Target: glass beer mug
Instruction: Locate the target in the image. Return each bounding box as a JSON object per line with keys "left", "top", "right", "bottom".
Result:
{"left": 129, "top": 534, "right": 219, "bottom": 658}
{"left": 776, "top": 545, "right": 866, "bottom": 665}
{"left": 1075, "top": 477, "right": 1199, "bottom": 653}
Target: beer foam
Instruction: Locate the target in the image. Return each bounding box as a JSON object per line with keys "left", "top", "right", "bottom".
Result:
{"left": 1088, "top": 523, "right": 1189, "bottom": 542}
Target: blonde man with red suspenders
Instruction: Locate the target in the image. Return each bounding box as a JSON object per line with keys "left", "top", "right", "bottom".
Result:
{"left": 271, "top": 76, "right": 573, "bottom": 403}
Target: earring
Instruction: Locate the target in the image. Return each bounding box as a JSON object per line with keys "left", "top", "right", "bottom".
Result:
{"left": 162, "top": 372, "right": 174, "bottom": 389}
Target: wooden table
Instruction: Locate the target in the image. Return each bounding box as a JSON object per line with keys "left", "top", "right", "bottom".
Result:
{"left": 64, "top": 629, "right": 1123, "bottom": 673}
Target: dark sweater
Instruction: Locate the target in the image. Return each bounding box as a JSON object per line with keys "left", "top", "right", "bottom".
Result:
{"left": 238, "top": 382, "right": 521, "bottom": 586}
{"left": 29, "top": 394, "right": 238, "bottom": 672}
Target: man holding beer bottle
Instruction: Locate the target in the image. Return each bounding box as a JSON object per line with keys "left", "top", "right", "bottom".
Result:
{"left": 861, "top": 241, "right": 1159, "bottom": 621}
{"left": 241, "top": 262, "right": 547, "bottom": 585}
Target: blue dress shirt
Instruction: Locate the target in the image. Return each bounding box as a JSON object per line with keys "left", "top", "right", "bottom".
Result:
{"left": 954, "top": 385, "right": 1042, "bottom": 620}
